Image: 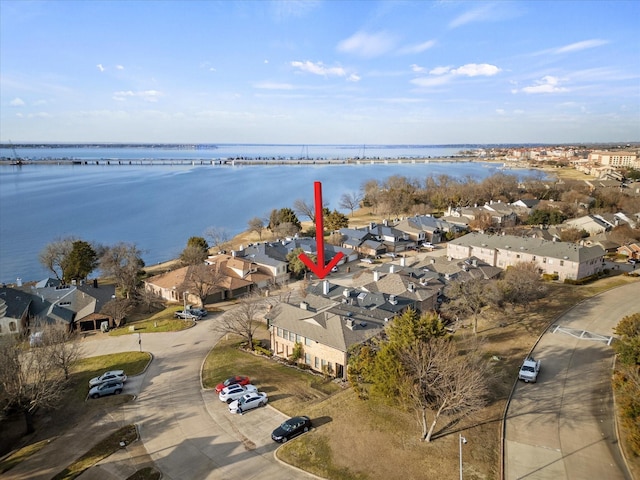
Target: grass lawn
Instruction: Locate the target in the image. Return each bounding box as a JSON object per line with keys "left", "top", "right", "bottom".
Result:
{"left": 109, "top": 306, "right": 199, "bottom": 336}
{"left": 51, "top": 424, "right": 138, "bottom": 480}
{"left": 203, "top": 331, "right": 342, "bottom": 416}
{"left": 0, "top": 351, "right": 151, "bottom": 475}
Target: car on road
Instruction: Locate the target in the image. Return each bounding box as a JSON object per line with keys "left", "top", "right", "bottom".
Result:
{"left": 174, "top": 310, "right": 203, "bottom": 320}
{"left": 331, "top": 266, "right": 339, "bottom": 272}
{"left": 518, "top": 356, "right": 541, "bottom": 383}
{"left": 88, "top": 370, "right": 127, "bottom": 387}
{"left": 421, "top": 242, "right": 434, "bottom": 249}
{"left": 361, "top": 257, "right": 373, "bottom": 264}
{"left": 215, "top": 375, "right": 251, "bottom": 393}
{"left": 228, "top": 391, "right": 268, "bottom": 414}
{"left": 627, "top": 258, "right": 638, "bottom": 265}
{"left": 218, "top": 384, "right": 258, "bottom": 403}
{"left": 385, "top": 252, "right": 397, "bottom": 258}
{"left": 271, "top": 416, "right": 312, "bottom": 443}
{"left": 89, "top": 380, "right": 124, "bottom": 399}
{"left": 187, "top": 307, "right": 208, "bottom": 317}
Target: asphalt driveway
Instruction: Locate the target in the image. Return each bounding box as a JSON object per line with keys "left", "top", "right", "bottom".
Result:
{"left": 504, "top": 281, "right": 638, "bottom": 480}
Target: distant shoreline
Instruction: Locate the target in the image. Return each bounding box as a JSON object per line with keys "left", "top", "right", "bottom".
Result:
{"left": 0, "top": 155, "right": 505, "bottom": 167}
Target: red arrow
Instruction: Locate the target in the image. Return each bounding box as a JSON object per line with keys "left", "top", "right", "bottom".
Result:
{"left": 298, "top": 181, "right": 344, "bottom": 279}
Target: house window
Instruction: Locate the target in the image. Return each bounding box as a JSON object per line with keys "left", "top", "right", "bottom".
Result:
{"left": 296, "top": 334, "right": 302, "bottom": 343}
{"left": 321, "top": 359, "right": 327, "bottom": 369}
{"left": 305, "top": 353, "right": 311, "bottom": 365}
{"left": 542, "top": 258, "right": 547, "bottom": 263}
{"left": 560, "top": 260, "right": 564, "bottom": 266}
{"left": 277, "top": 327, "right": 283, "bottom": 338}
{"left": 315, "top": 357, "right": 320, "bottom": 369}
{"left": 305, "top": 337, "right": 312, "bottom": 346}
{"left": 0, "top": 324, "right": 2, "bottom": 333}
{"left": 9, "top": 321, "right": 17, "bottom": 332}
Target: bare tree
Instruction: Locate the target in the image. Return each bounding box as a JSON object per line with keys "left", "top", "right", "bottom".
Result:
{"left": 469, "top": 211, "right": 494, "bottom": 232}
{"left": 186, "top": 264, "right": 225, "bottom": 307}
{"left": 213, "top": 292, "right": 277, "bottom": 351}
{"left": 204, "top": 226, "right": 231, "bottom": 252}
{"left": 400, "top": 337, "right": 492, "bottom": 442}
{"left": 40, "top": 323, "right": 81, "bottom": 380}
{"left": 247, "top": 217, "right": 265, "bottom": 240}
{"left": 101, "top": 297, "right": 134, "bottom": 328}
{"left": 293, "top": 198, "right": 317, "bottom": 223}
{"left": 441, "top": 277, "right": 488, "bottom": 333}
{"left": 0, "top": 335, "right": 67, "bottom": 434}
{"left": 495, "top": 262, "right": 547, "bottom": 312}
{"left": 339, "top": 192, "right": 362, "bottom": 217}
{"left": 39, "top": 237, "right": 75, "bottom": 282}
{"left": 99, "top": 242, "right": 145, "bottom": 299}
{"left": 137, "top": 286, "right": 166, "bottom": 313}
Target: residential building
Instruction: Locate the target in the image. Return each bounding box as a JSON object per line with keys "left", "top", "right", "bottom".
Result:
{"left": 267, "top": 280, "right": 416, "bottom": 379}
{"left": 588, "top": 150, "right": 639, "bottom": 168}
{"left": 447, "top": 233, "right": 605, "bottom": 281}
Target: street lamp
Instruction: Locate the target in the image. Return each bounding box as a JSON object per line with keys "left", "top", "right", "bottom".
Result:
{"left": 459, "top": 434, "right": 467, "bottom": 480}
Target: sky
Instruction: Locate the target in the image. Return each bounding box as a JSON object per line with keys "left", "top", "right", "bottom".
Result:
{"left": 1, "top": 0, "right": 638, "bottom": 145}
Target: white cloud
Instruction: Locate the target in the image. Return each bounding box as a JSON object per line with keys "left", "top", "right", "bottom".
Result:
{"left": 10, "top": 98, "right": 25, "bottom": 107}
{"left": 337, "top": 31, "right": 396, "bottom": 58}
{"left": 291, "top": 60, "right": 347, "bottom": 77}
{"left": 517, "top": 76, "right": 569, "bottom": 94}
{"left": 412, "top": 63, "right": 500, "bottom": 88}
{"left": 398, "top": 40, "right": 436, "bottom": 55}
{"left": 96, "top": 64, "right": 105, "bottom": 72}
{"left": 347, "top": 73, "right": 361, "bottom": 82}
{"left": 254, "top": 82, "right": 294, "bottom": 90}
{"left": 411, "top": 64, "right": 426, "bottom": 73}
{"left": 496, "top": 109, "right": 506, "bottom": 115}
{"left": 410, "top": 75, "right": 452, "bottom": 87}
{"left": 449, "top": 4, "right": 496, "bottom": 28}
{"left": 553, "top": 39, "right": 609, "bottom": 54}
{"left": 116, "top": 65, "right": 124, "bottom": 70}
{"left": 112, "top": 90, "right": 162, "bottom": 102}
{"left": 429, "top": 66, "right": 452, "bottom": 75}
{"left": 450, "top": 63, "right": 500, "bottom": 77}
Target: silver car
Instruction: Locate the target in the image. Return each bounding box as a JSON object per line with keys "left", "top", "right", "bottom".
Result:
{"left": 89, "top": 381, "right": 124, "bottom": 399}
{"left": 218, "top": 384, "right": 258, "bottom": 403}
{"left": 88, "top": 370, "right": 127, "bottom": 387}
{"left": 228, "top": 391, "right": 268, "bottom": 414}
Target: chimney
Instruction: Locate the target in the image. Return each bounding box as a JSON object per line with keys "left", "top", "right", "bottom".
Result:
{"left": 343, "top": 288, "right": 350, "bottom": 298}
{"left": 430, "top": 258, "right": 436, "bottom": 264}
{"left": 346, "top": 318, "right": 356, "bottom": 330}
{"left": 16, "top": 277, "right": 22, "bottom": 287}
{"left": 93, "top": 278, "right": 98, "bottom": 288}
{"left": 389, "top": 294, "right": 398, "bottom": 305}
{"left": 373, "top": 270, "right": 380, "bottom": 281}
{"left": 300, "top": 301, "right": 308, "bottom": 310}
{"left": 472, "top": 259, "right": 478, "bottom": 267}
{"left": 322, "top": 280, "right": 330, "bottom": 295}
{"left": 400, "top": 256, "right": 406, "bottom": 267}
{"left": 389, "top": 264, "right": 396, "bottom": 273}
{"left": 408, "top": 282, "right": 415, "bottom": 292}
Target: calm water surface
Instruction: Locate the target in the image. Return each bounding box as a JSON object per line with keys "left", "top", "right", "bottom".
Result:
{"left": 0, "top": 156, "right": 531, "bottom": 284}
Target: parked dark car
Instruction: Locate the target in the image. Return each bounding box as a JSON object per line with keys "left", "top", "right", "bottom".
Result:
{"left": 271, "top": 416, "right": 312, "bottom": 443}
{"left": 215, "top": 375, "right": 251, "bottom": 393}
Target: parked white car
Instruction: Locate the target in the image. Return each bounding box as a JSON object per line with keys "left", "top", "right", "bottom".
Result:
{"left": 218, "top": 384, "right": 258, "bottom": 403}
{"left": 228, "top": 391, "right": 268, "bottom": 414}
{"left": 89, "top": 370, "right": 127, "bottom": 387}
{"left": 518, "top": 357, "right": 541, "bottom": 383}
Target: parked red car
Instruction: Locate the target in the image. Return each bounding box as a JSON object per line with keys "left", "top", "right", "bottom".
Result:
{"left": 215, "top": 375, "right": 251, "bottom": 393}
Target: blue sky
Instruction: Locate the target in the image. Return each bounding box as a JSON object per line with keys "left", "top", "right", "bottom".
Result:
{"left": 1, "top": 0, "right": 638, "bottom": 144}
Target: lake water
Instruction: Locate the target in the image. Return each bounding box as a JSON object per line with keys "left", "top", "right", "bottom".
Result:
{"left": 0, "top": 145, "right": 534, "bottom": 284}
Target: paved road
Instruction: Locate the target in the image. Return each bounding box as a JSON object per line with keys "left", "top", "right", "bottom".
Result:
{"left": 504, "top": 281, "right": 638, "bottom": 480}
{"left": 83, "top": 315, "right": 317, "bottom": 480}
{"left": 7, "top": 311, "right": 317, "bottom": 480}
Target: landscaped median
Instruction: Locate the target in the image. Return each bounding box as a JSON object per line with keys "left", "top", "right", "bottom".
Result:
{"left": 108, "top": 306, "right": 201, "bottom": 336}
